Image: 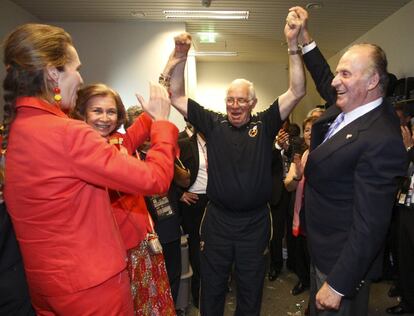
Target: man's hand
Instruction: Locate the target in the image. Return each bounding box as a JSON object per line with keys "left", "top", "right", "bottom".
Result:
{"left": 136, "top": 82, "right": 170, "bottom": 121}
{"left": 180, "top": 191, "right": 199, "bottom": 205}
{"left": 284, "top": 10, "right": 301, "bottom": 44}
{"left": 174, "top": 32, "right": 192, "bottom": 59}
{"left": 276, "top": 129, "right": 290, "bottom": 151}
{"left": 289, "top": 6, "right": 312, "bottom": 45}
{"left": 401, "top": 125, "right": 414, "bottom": 149}
{"left": 162, "top": 32, "right": 192, "bottom": 76}
{"left": 315, "top": 282, "right": 342, "bottom": 311}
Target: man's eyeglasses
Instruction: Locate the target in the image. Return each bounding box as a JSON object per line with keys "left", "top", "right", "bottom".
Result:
{"left": 225, "top": 97, "right": 252, "bottom": 107}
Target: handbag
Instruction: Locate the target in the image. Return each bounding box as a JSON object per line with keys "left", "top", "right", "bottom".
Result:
{"left": 127, "top": 219, "right": 175, "bottom": 316}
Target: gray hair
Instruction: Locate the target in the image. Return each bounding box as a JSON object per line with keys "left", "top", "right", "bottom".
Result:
{"left": 227, "top": 78, "right": 256, "bottom": 100}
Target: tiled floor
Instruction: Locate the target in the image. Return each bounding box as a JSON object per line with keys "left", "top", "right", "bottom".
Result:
{"left": 182, "top": 267, "right": 412, "bottom": 316}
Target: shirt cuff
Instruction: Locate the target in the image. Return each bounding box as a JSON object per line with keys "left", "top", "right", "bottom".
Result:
{"left": 302, "top": 41, "right": 317, "bottom": 55}
{"left": 328, "top": 284, "right": 344, "bottom": 297}
{"left": 275, "top": 142, "right": 282, "bottom": 150}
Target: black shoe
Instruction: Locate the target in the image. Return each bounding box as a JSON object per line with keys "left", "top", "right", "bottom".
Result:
{"left": 268, "top": 268, "right": 280, "bottom": 281}
{"left": 386, "top": 303, "right": 414, "bottom": 315}
{"left": 291, "top": 281, "right": 309, "bottom": 296}
{"left": 388, "top": 285, "right": 401, "bottom": 298}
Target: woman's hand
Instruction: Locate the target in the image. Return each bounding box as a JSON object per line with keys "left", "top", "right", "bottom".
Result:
{"left": 136, "top": 83, "right": 171, "bottom": 121}
{"left": 292, "top": 153, "right": 303, "bottom": 178}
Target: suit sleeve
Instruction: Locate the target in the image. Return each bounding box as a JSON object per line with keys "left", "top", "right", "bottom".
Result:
{"left": 326, "top": 134, "right": 407, "bottom": 296}
{"left": 64, "top": 120, "right": 178, "bottom": 196}
{"left": 303, "top": 46, "right": 337, "bottom": 107}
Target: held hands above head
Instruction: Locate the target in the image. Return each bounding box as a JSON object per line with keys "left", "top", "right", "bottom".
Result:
{"left": 135, "top": 82, "right": 171, "bottom": 121}
{"left": 277, "top": 9, "right": 306, "bottom": 121}
{"left": 289, "top": 6, "right": 312, "bottom": 45}
{"left": 284, "top": 10, "right": 302, "bottom": 48}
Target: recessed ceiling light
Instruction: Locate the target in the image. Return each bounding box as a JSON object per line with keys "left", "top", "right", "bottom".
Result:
{"left": 306, "top": 2, "right": 323, "bottom": 10}
{"left": 163, "top": 10, "right": 249, "bottom": 20}
{"left": 198, "top": 32, "right": 217, "bottom": 43}
{"left": 190, "top": 51, "right": 238, "bottom": 57}
{"left": 130, "top": 10, "right": 145, "bottom": 17}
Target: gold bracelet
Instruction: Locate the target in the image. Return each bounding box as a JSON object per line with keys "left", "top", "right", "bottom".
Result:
{"left": 158, "top": 73, "right": 171, "bottom": 88}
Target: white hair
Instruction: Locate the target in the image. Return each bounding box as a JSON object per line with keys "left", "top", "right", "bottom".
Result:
{"left": 227, "top": 78, "right": 256, "bottom": 100}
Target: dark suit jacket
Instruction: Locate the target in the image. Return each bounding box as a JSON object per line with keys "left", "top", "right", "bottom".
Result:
{"left": 303, "top": 46, "right": 407, "bottom": 296}
{"left": 179, "top": 134, "right": 200, "bottom": 189}
{"left": 270, "top": 148, "right": 285, "bottom": 205}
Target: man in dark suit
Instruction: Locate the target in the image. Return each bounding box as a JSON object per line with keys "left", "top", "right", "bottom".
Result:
{"left": 268, "top": 126, "right": 297, "bottom": 282}
{"left": 178, "top": 130, "right": 209, "bottom": 308}
{"left": 291, "top": 6, "right": 407, "bottom": 315}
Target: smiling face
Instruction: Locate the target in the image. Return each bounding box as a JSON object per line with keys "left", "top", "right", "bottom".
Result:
{"left": 85, "top": 95, "right": 118, "bottom": 137}
{"left": 57, "top": 45, "right": 83, "bottom": 111}
{"left": 225, "top": 80, "right": 257, "bottom": 127}
{"left": 303, "top": 122, "right": 312, "bottom": 147}
{"left": 331, "top": 45, "right": 380, "bottom": 113}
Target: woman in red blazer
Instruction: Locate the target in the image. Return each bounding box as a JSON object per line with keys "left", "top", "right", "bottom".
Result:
{"left": 2, "top": 24, "right": 177, "bottom": 315}
{"left": 73, "top": 83, "right": 176, "bottom": 315}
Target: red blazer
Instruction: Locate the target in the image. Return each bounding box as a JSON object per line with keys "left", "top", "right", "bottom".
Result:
{"left": 109, "top": 113, "right": 154, "bottom": 249}
{"left": 4, "top": 97, "right": 177, "bottom": 296}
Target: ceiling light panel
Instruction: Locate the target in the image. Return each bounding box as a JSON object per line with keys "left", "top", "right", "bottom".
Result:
{"left": 163, "top": 10, "right": 249, "bottom": 20}
{"left": 190, "top": 51, "right": 238, "bottom": 57}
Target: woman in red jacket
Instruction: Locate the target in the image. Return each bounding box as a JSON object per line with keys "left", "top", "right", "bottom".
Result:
{"left": 73, "top": 83, "right": 176, "bottom": 315}
{"left": 2, "top": 23, "right": 178, "bottom": 315}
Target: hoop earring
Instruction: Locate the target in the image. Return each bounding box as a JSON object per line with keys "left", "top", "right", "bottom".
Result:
{"left": 54, "top": 87, "right": 62, "bottom": 103}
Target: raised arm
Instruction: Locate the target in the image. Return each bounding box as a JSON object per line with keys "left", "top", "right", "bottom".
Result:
{"left": 161, "top": 33, "right": 192, "bottom": 118}
{"left": 292, "top": 6, "right": 337, "bottom": 106}
{"left": 278, "top": 11, "right": 306, "bottom": 121}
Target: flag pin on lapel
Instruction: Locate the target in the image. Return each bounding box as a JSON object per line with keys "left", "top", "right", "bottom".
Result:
{"left": 346, "top": 134, "right": 353, "bottom": 139}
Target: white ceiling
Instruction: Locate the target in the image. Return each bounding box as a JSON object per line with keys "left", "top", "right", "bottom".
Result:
{"left": 10, "top": 0, "right": 412, "bottom": 63}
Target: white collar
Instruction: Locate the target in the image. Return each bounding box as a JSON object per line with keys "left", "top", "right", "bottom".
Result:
{"left": 343, "top": 97, "right": 383, "bottom": 125}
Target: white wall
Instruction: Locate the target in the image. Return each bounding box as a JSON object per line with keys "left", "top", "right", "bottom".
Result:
{"left": 0, "top": 0, "right": 39, "bottom": 114}
{"left": 327, "top": 0, "right": 414, "bottom": 80}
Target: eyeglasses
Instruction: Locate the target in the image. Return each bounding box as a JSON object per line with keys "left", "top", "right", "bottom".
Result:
{"left": 225, "top": 97, "right": 252, "bottom": 107}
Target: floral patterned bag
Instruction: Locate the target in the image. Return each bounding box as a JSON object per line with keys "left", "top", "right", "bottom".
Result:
{"left": 126, "top": 214, "right": 175, "bottom": 316}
